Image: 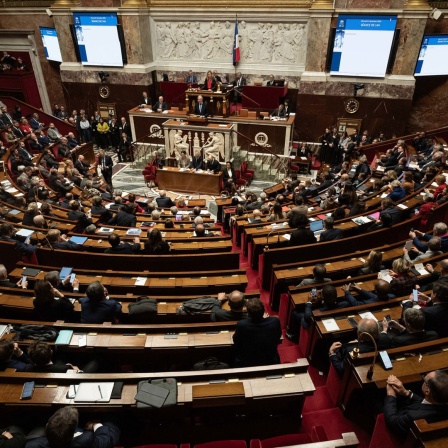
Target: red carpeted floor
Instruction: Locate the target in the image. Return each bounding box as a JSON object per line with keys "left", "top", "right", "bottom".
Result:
{"left": 227, "top": 225, "right": 372, "bottom": 447}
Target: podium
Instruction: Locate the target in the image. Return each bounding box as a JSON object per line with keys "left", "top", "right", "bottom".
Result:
{"left": 185, "top": 89, "right": 232, "bottom": 118}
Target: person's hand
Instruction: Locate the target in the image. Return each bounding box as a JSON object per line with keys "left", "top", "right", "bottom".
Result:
{"left": 63, "top": 275, "right": 71, "bottom": 285}
{"left": 134, "top": 237, "right": 140, "bottom": 244}
{"left": 377, "top": 272, "right": 382, "bottom": 280}
{"left": 409, "top": 231, "right": 416, "bottom": 239}
{"left": 341, "top": 284, "right": 350, "bottom": 292}
{"left": 52, "top": 288, "right": 64, "bottom": 298}
{"left": 386, "top": 382, "right": 396, "bottom": 397}
{"left": 388, "top": 320, "right": 403, "bottom": 332}
{"left": 403, "top": 247, "right": 408, "bottom": 255}
{"left": 13, "top": 343, "right": 23, "bottom": 357}
{"left": 263, "top": 312, "right": 270, "bottom": 318}
{"left": 381, "top": 317, "right": 389, "bottom": 332}
{"left": 329, "top": 342, "right": 342, "bottom": 354}
{"left": 386, "top": 375, "right": 408, "bottom": 396}
{"left": 2, "top": 432, "right": 13, "bottom": 439}
{"left": 415, "top": 230, "right": 424, "bottom": 237}
{"left": 72, "top": 278, "right": 80, "bottom": 289}
{"left": 66, "top": 363, "right": 80, "bottom": 372}
{"left": 425, "top": 263, "right": 434, "bottom": 274}
{"left": 217, "top": 292, "right": 227, "bottom": 302}
{"left": 388, "top": 269, "right": 397, "bottom": 278}
{"left": 61, "top": 234, "right": 68, "bottom": 241}
{"left": 410, "top": 247, "right": 419, "bottom": 253}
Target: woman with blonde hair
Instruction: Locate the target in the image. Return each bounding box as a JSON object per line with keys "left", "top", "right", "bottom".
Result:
{"left": 388, "top": 257, "right": 416, "bottom": 297}
{"left": 359, "top": 250, "right": 383, "bottom": 275}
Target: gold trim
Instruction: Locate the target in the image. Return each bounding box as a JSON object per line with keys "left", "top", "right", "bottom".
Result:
{"left": 147, "top": 0, "right": 312, "bottom": 6}
{"left": 310, "top": 0, "right": 333, "bottom": 9}
{"left": 51, "top": 0, "right": 79, "bottom": 7}
{"left": 121, "top": 0, "right": 149, "bottom": 6}
{"left": 404, "top": 0, "right": 431, "bottom": 10}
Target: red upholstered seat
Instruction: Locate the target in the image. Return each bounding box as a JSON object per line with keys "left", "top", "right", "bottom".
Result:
{"left": 369, "top": 413, "right": 415, "bottom": 448}
{"left": 326, "top": 364, "right": 342, "bottom": 407}
{"left": 193, "top": 441, "right": 247, "bottom": 448}
{"left": 298, "top": 326, "right": 310, "bottom": 359}
{"left": 311, "top": 156, "right": 321, "bottom": 171}
{"left": 240, "top": 161, "right": 254, "bottom": 184}
{"left": 234, "top": 169, "right": 247, "bottom": 187}
{"left": 144, "top": 165, "right": 158, "bottom": 187}
{"left": 250, "top": 433, "right": 312, "bottom": 448}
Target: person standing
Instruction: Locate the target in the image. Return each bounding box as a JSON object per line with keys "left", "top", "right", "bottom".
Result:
{"left": 97, "top": 149, "right": 113, "bottom": 187}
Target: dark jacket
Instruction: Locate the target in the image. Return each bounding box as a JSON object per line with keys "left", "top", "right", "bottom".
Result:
{"left": 319, "top": 228, "right": 343, "bottom": 242}
{"left": 107, "top": 211, "right": 136, "bottom": 228}
{"left": 289, "top": 227, "right": 317, "bottom": 246}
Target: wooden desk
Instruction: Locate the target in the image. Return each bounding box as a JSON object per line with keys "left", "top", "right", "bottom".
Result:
{"left": 157, "top": 167, "right": 222, "bottom": 196}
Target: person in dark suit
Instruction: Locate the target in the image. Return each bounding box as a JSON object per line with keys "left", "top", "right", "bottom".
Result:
{"left": 233, "top": 297, "right": 281, "bottom": 367}
{"left": 44, "top": 229, "right": 83, "bottom": 251}
{"left": 75, "top": 154, "right": 91, "bottom": 176}
{"left": 105, "top": 232, "right": 140, "bottom": 254}
{"left": 202, "top": 70, "right": 216, "bottom": 91}
{"left": 232, "top": 72, "right": 246, "bottom": 103}
{"left": 90, "top": 196, "right": 112, "bottom": 223}
{"left": 0, "top": 222, "right": 37, "bottom": 258}
{"left": 107, "top": 205, "right": 137, "bottom": 227}
{"left": 222, "top": 161, "right": 236, "bottom": 193}
{"left": 33, "top": 279, "right": 75, "bottom": 321}
{"left": 119, "top": 116, "right": 132, "bottom": 140}
{"left": 193, "top": 95, "right": 208, "bottom": 116}
{"left": 0, "top": 263, "right": 24, "bottom": 288}
{"left": 28, "top": 340, "right": 99, "bottom": 373}
{"left": 25, "top": 407, "right": 120, "bottom": 448}
{"left": 266, "top": 74, "right": 275, "bottom": 86}
{"left": 80, "top": 281, "right": 122, "bottom": 324}
{"left": 140, "top": 91, "right": 151, "bottom": 107}
{"left": 185, "top": 70, "right": 197, "bottom": 84}
{"left": 153, "top": 95, "right": 168, "bottom": 112}
{"left": 0, "top": 339, "right": 32, "bottom": 372}
{"left": 190, "top": 150, "right": 203, "bottom": 170}
{"left": 156, "top": 190, "right": 175, "bottom": 208}
{"left": 118, "top": 132, "right": 131, "bottom": 163}
{"left": 270, "top": 104, "right": 286, "bottom": 118}
{"left": 384, "top": 370, "right": 448, "bottom": 439}
{"left": 319, "top": 217, "right": 343, "bottom": 242}
{"left": 211, "top": 291, "right": 248, "bottom": 322}
{"left": 205, "top": 154, "right": 221, "bottom": 174}
{"left": 283, "top": 99, "right": 291, "bottom": 117}
{"left": 288, "top": 211, "right": 317, "bottom": 247}
{"left": 379, "top": 198, "right": 403, "bottom": 225}
{"left": 97, "top": 149, "right": 113, "bottom": 187}
{"left": 67, "top": 200, "right": 93, "bottom": 233}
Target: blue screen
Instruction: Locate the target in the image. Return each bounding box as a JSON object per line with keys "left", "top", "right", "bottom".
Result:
{"left": 415, "top": 35, "right": 448, "bottom": 76}
{"left": 40, "top": 27, "right": 62, "bottom": 62}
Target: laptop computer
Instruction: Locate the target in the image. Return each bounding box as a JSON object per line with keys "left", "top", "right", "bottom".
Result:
{"left": 310, "top": 219, "right": 324, "bottom": 236}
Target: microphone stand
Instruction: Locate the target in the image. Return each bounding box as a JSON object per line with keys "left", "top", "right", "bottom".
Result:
{"left": 264, "top": 229, "right": 280, "bottom": 252}
{"left": 351, "top": 331, "right": 378, "bottom": 380}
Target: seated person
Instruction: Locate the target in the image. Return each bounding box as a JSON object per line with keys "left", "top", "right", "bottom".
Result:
{"left": 156, "top": 190, "right": 175, "bottom": 208}
{"left": 342, "top": 279, "right": 395, "bottom": 306}
{"left": 270, "top": 103, "right": 286, "bottom": 118}
{"left": 80, "top": 281, "right": 122, "bottom": 324}
{"left": 205, "top": 154, "right": 221, "bottom": 174}
{"left": 387, "top": 179, "right": 406, "bottom": 201}
{"left": 288, "top": 211, "right": 317, "bottom": 247}
{"left": 329, "top": 318, "right": 391, "bottom": 376}
{"left": 0, "top": 222, "right": 37, "bottom": 257}
{"left": 33, "top": 280, "right": 74, "bottom": 321}
{"left": 104, "top": 232, "right": 140, "bottom": 254}
{"left": 286, "top": 285, "right": 348, "bottom": 342}
{"left": 384, "top": 371, "right": 448, "bottom": 439}
{"left": 410, "top": 222, "right": 448, "bottom": 253}
{"left": 0, "top": 263, "right": 26, "bottom": 288}
{"left": 25, "top": 407, "right": 120, "bottom": 448}
{"left": 153, "top": 95, "right": 168, "bottom": 112}
{"left": 211, "top": 291, "right": 248, "bottom": 322}
{"left": 193, "top": 223, "right": 214, "bottom": 237}
{"left": 358, "top": 252, "right": 383, "bottom": 276}
{"left": 379, "top": 197, "right": 403, "bottom": 226}
{"left": 384, "top": 308, "right": 438, "bottom": 348}
{"left": 44, "top": 270, "right": 79, "bottom": 293}
{"left": 319, "top": 216, "right": 343, "bottom": 242}
{"left": 44, "top": 229, "right": 83, "bottom": 251}
{"left": 0, "top": 340, "right": 32, "bottom": 371}
{"left": 143, "top": 228, "right": 170, "bottom": 254}
{"left": 389, "top": 257, "right": 416, "bottom": 297}
{"left": 297, "top": 263, "right": 332, "bottom": 286}
{"left": 27, "top": 340, "right": 99, "bottom": 373}
{"left": 232, "top": 298, "right": 281, "bottom": 367}
{"left": 67, "top": 200, "right": 93, "bottom": 233}
{"left": 107, "top": 204, "right": 137, "bottom": 228}
{"left": 404, "top": 236, "right": 442, "bottom": 263}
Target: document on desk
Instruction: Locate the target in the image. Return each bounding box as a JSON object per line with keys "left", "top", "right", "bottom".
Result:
{"left": 135, "top": 277, "right": 147, "bottom": 286}
{"left": 358, "top": 311, "right": 377, "bottom": 322}
{"left": 414, "top": 263, "right": 429, "bottom": 275}
{"left": 282, "top": 233, "right": 291, "bottom": 241}
{"left": 322, "top": 318, "right": 340, "bottom": 332}
{"left": 379, "top": 269, "right": 393, "bottom": 283}
{"left": 74, "top": 382, "right": 114, "bottom": 402}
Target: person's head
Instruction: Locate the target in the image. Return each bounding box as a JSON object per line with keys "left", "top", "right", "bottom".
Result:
{"left": 246, "top": 297, "right": 264, "bottom": 321}
{"left": 47, "top": 229, "right": 62, "bottom": 243}
{"left": 207, "top": 70, "right": 212, "bottom": 79}
{"left": 193, "top": 206, "right": 201, "bottom": 217}
{"left": 332, "top": 207, "right": 346, "bottom": 221}
{"left": 159, "top": 190, "right": 167, "bottom": 198}
{"left": 151, "top": 209, "right": 161, "bottom": 220}
{"left": 288, "top": 211, "right": 308, "bottom": 229}
{"left": 34, "top": 280, "right": 55, "bottom": 301}
{"left": 92, "top": 196, "right": 102, "bottom": 207}
{"left": 108, "top": 232, "right": 121, "bottom": 248}
{"left": 432, "top": 280, "right": 448, "bottom": 304}
{"left": 28, "top": 340, "right": 53, "bottom": 367}
{"left": 357, "top": 318, "right": 379, "bottom": 341}
{"left": 85, "top": 224, "right": 96, "bottom": 234}
{"left": 427, "top": 237, "right": 442, "bottom": 253}
{"left": 195, "top": 223, "right": 205, "bottom": 236}
{"left": 435, "top": 174, "right": 446, "bottom": 186}
{"left": 194, "top": 216, "right": 203, "bottom": 225}
{"left": 321, "top": 285, "right": 338, "bottom": 308}
{"left": 158, "top": 95, "right": 164, "bottom": 103}
{"left": 381, "top": 198, "right": 394, "bottom": 210}
{"left": 313, "top": 264, "right": 327, "bottom": 281}
{"left": 207, "top": 154, "right": 214, "bottom": 162}
{"left": 170, "top": 206, "right": 178, "bottom": 215}
{"left": 46, "top": 407, "right": 79, "bottom": 448}
{"left": 177, "top": 198, "right": 186, "bottom": 207}
{"left": 422, "top": 370, "right": 448, "bottom": 404}
{"left": 86, "top": 281, "right": 106, "bottom": 302}
{"left": 197, "top": 95, "right": 203, "bottom": 104}
{"left": 324, "top": 216, "right": 334, "bottom": 230}
{"left": 142, "top": 91, "right": 147, "bottom": 99}
{"left": 374, "top": 279, "right": 391, "bottom": 299}
{"left": 165, "top": 218, "right": 174, "bottom": 228}
{"left": 0, "top": 339, "right": 14, "bottom": 362}
{"left": 403, "top": 308, "right": 425, "bottom": 333}
{"left": 272, "top": 203, "right": 283, "bottom": 217}
{"left": 253, "top": 209, "right": 261, "bottom": 219}
{"left": 392, "top": 257, "right": 411, "bottom": 275}
{"left": 0, "top": 264, "right": 7, "bottom": 281}
{"left": 69, "top": 200, "right": 80, "bottom": 211}
{"left": 148, "top": 227, "right": 163, "bottom": 244}
{"left": 0, "top": 222, "right": 14, "bottom": 238}
{"left": 366, "top": 250, "right": 382, "bottom": 271}
{"left": 433, "top": 222, "right": 448, "bottom": 236}
{"left": 228, "top": 290, "right": 246, "bottom": 312}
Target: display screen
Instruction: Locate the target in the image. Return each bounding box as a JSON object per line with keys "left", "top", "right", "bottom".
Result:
{"left": 40, "top": 27, "right": 62, "bottom": 63}
{"left": 72, "top": 12, "right": 123, "bottom": 67}
{"left": 415, "top": 35, "right": 448, "bottom": 76}
{"left": 330, "top": 15, "right": 398, "bottom": 78}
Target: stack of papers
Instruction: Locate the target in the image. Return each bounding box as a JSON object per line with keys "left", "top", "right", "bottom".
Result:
{"left": 379, "top": 269, "right": 393, "bottom": 283}
{"left": 358, "top": 311, "right": 377, "bottom": 322}
{"left": 74, "top": 382, "right": 114, "bottom": 403}
{"left": 322, "top": 318, "right": 340, "bottom": 331}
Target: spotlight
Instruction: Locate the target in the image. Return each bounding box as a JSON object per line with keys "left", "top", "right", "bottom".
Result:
{"left": 98, "top": 71, "right": 110, "bottom": 83}
{"left": 354, "top": 83, "right": 365, "bottom": 97}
